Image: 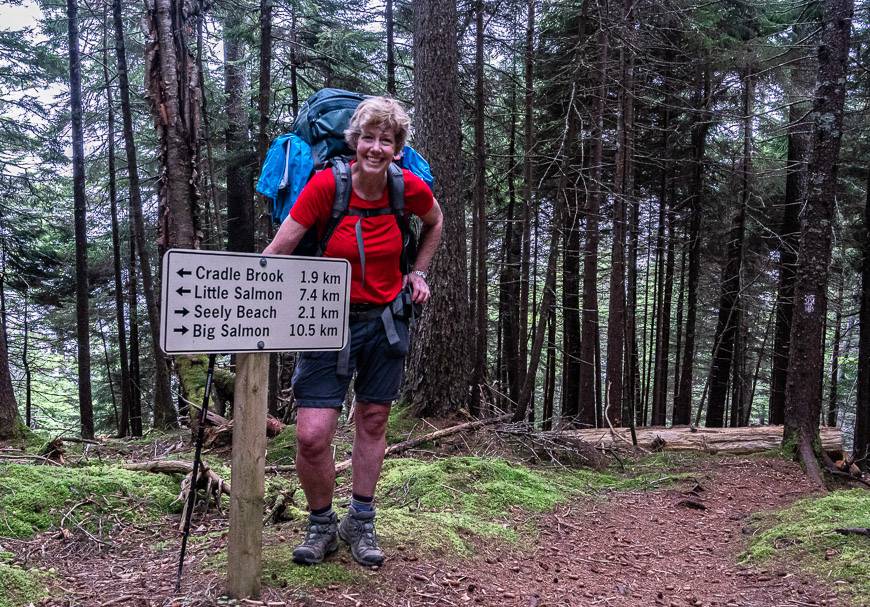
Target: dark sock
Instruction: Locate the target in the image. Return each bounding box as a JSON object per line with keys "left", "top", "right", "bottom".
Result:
{"left": 350, "top": 494, "right": 374, "bottom": 512}
{"left": 311, "top": 503, "right": 333, "bottom": 517}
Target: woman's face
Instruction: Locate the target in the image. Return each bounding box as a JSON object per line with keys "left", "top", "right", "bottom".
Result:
{"left": 355, "top": 123, "right": 397, "bottom": 178}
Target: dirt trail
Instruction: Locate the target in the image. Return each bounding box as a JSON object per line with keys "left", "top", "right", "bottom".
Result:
{"left": 27, "top": 456, "right": 850, "bottom": 607}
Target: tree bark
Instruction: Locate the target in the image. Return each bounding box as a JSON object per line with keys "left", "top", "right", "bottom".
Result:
{"left": 578, "top": 12, "right": 606, "bottom": 427}
{"left": 386, "top": 0, "right": 396, "bottom": 96}
{"left": 770, "top": 41, "right": 813, "bottom": 425}
{"left": 405, "top": 0, "right": 469, "bottom": 417}
{"left": 518, "top": 0, "right": 536, "bottom": 409}
{"left": 103, "top": 6, "right": 132, "bottom": 438}
{"left": 145, "top": 0, "right": 202, "bottom": 252}
{"left": 707, "top": 67, "right": 753, "bottom": 428}
{"left": 224, "top": 7, "right": 255, "bottom": 253}
{"left": 854, "top": 167, "right": 870, "bottom": 470}
{"left": 674, "top": 67, "right": 710, "bottom": 426}
{"left": 114, "top": 0, "right": 174, "bottom": 430}
{"left": 470, "top": 0, "right": 487, "bottom": 416}
{"left": 827, "top": 264, "right": 843, "bottom": 427}
{"left": 68, "top": 0, "right": 94, "bottom": 439}
{"left": 500, "top": 80, "right": 521, "bottom": 409}
{"left": 784, "top": 0, "right": 855, "bottom": 487}
{"left": 605, "top": 0, "right": 634, "bottom": 427}
{"left": 0, "top": 299, "right": 22, "bottom": 440}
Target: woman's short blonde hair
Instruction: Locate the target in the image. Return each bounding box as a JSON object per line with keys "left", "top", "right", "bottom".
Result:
{"left": 345, "top": 96, "right": 411, "bottom": 152}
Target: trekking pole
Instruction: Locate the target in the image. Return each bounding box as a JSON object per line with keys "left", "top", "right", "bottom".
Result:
{"left": 175, "top": 353, "right": 217, "bottom": 593}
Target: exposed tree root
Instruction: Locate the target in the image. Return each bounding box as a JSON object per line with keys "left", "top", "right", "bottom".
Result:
{"left": 122, "top": 460, "right": 231, "bottom": 528}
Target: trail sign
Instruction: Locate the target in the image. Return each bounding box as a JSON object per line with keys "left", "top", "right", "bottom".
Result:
{"left": 159, "top": 249, "right": 350, "bottom": 355}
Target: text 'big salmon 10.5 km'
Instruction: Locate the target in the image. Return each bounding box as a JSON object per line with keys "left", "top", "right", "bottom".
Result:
{"left": 159, "top": 249, "right": 350, "bottom": 355}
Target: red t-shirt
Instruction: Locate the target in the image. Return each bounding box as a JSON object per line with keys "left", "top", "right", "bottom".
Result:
{"left": 290, "top": 166, "right": 434, "bottom": 304}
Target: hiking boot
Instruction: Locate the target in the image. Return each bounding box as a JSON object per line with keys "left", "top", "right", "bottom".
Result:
{"left": 338, "top": 506, "right": 384, "bottom": 566}
{"left": 292, "top": 511, "right": 339, "bottom": 564}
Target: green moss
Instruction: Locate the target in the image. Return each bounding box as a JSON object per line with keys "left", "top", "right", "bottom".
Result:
{"left": 385, "top": 404, "right": 419, "bottom": 444}
{"left": 261, "top": 545, "right": 365, "bottom": 588}
{"left": 378, "top": 456, "right": 675, "bottom": 517}
{"left": 376, "top": 507, "right": 519, "bottom": 555}
{"left": 743, "top": 490, "right": 870, "bottom": 603}
{"left": 0, "top": 463, "right": 181, "bottom": 538}
{"left": 0, "top": 562, "right": 51, "bottom": 607}
{"left": 266, "top": 427, "right": 297, "bottom": 465}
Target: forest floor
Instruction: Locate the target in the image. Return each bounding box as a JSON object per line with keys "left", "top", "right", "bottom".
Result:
{"left": 1, "top": 425, "right": 868, "bottom": 607}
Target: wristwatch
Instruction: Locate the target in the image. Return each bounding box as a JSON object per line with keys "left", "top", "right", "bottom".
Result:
{"left": 412, "top": 270, "right": 428, "bottom": 280}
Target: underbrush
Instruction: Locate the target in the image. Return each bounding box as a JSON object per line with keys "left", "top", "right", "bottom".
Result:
{"left": 0, "top": 463, "right": 181, "bottom": 538}
{"left": 742, "top": 489, "right": 870, "bottom": 605}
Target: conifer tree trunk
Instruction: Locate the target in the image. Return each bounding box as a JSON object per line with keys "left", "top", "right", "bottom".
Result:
{"left": 707, "top": 67, "right": 753, "bottom": 428}
{"left": 561, "top": 3, "right": 592, "bottom": 425}
{"left": 770, "top": 46, "right": 812, "bottom": 425}
{"left": 518, "top": 0, "right": 536, "bottom": 407}
{"left": 68, "top": 0, "right": 94, "bottom": 439}
{"left": 673, "top": 67, "right": 710, "bottom": 425}
{"left": 225, "top": 7, "right": 255, "bottom": 253}
{"left": 578, "top": 12, "right": 605, "bottom": 427}
{"left": 405, "top": 0, "right": 469, "bottom": 417}
{"left": 257, "top": 0, "right": 272, "bottom": 167}
{"left": 22, "top": 288, "right": 31, "bottom": 428}
{"left": 0, "top": 316, "right": 22, "bottom": 439}
{"left": 500, "top": 83, "right": 521, "bottom": 409}
{"left": 129, "top": 232, "right": 143, "bottom": 436}
{"left": 386, "top": 0, "right": 396, "bottom": 96}
{"left": 605, "top": 0, "right": 634, "bottom": 427}
{"left": 115, "top": 0, "right": 175, "bottom": 429}
{"left": 103, "top": 8, "right": 131, "bottom": 437}
{"left": 543, "top": 301, "right": 556, "bottom": 430}
{"left": 854, "top": 168, "right": 870, "bottom": 470}
{"left": 827, "top": 265, "right": 843, "bottom": 427}
{"left": 470, "top": 0, "right": 487, "bottom": 416}
{"left": 145, "top": 0, "right": 201, "bottom": 251}
{"left": 784, "top": 0, "right": 854, "bottom": 486}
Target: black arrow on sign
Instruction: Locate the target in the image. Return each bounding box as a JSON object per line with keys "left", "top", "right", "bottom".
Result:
{"left": 177, "top": 268, "right": 192, "bottom": 277}
{"left": 176, "top": 286, "right": 191, "bottom": 296}
{"left": 174, "top": 326, "right": 189, "bottom": 335}
{"left": 175, "top": 307, "right": 190, "bottom": 317}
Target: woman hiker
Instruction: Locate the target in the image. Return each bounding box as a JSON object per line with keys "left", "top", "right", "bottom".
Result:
{"left": 263, "top": 96, "right": 443, "bottom": 566}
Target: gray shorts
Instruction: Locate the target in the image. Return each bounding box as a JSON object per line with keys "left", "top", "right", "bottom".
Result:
{"left": 292, "top": 314, "right": 410, "bottom": 408}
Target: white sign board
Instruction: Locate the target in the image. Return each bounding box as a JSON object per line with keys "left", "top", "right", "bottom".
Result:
{"left": 159, "top": 249, "right": 350, "bottom": 355}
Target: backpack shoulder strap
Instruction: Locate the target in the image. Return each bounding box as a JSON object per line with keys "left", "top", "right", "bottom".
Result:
{"left": 387, "top": 163, "right": 405, "bottom": 214}
{"left": 387, "top": 163, "right": 414, "bottom": 275}
{"left": 315, "top": 159, "right": 352, "bottom": 256}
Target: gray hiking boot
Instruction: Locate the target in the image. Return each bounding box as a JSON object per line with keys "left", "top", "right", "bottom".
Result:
{"left": 338, "top": 506, "right": 384, "bottom": 566}
{"left": 292, "top": 511, "right": 339, "bottom": 564}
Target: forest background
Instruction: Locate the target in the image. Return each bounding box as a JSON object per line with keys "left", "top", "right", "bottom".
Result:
{"left": 0, "top": 0, "right": 868, "bottom": 478}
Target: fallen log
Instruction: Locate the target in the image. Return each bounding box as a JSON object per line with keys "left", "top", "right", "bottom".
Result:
{"left": 190, "top": 404, "right": 286, "bottom": 449}
{"left": 560, "top": 425, "right": 843, "bottom": 455}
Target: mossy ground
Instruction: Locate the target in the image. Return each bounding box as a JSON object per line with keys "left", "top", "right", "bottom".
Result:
{"left": 0, "top": 561, "right": 51, "bottom": 607}
{"left": 266, "top": 427, "right": 298, "bottom": 465}
{"left": 0, "top": 463, "right": 181, "bottom": 538}
{"left": 742, "top": 489, "right": 870, "bottom": 604}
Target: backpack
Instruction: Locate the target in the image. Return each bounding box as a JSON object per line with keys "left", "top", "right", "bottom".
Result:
{"left": 255, "top": 88, "right": 434, "bottom": 274}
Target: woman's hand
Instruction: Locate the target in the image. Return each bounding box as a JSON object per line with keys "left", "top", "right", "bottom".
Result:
{"left": 407, "top": 272, "right": 431, "bottom": 304}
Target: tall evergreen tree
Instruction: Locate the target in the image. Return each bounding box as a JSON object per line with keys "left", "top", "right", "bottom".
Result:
{"left": 67, "top": 0, "right": 94, "bottom": 439}
{"left": 404, "top": 0, "right": 469, "bottom": 417}
{"left": 784, "top": 0, "right": 855, "bottom": 486}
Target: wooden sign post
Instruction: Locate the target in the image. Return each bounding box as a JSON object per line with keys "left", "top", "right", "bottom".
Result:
{"left": 227, "top": 352, "right": 269, "bottom": 598}
{"left": 158, "top": 249, "right": 351, "bottom": 599}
